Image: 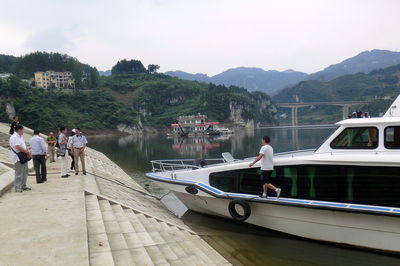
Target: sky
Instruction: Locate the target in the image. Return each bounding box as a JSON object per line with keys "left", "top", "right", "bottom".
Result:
{"left": 1, "top": 0, "right": 400, "bottom": 75}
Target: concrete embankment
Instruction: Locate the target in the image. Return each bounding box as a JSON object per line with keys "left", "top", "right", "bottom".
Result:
{"left": 0, "top": 123, "right": 231, "bottom": 266}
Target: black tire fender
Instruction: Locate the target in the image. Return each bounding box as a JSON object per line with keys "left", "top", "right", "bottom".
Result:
{"left": 228, "top": 199, "right": 251, "bottom": 221}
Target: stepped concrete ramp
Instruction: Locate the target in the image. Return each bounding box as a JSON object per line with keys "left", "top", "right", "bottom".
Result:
{"left": 0, "top": 161, "right": 89, "bottom": 265}
{"left": 0, "top": 123, "right": 231, "bottom": 265}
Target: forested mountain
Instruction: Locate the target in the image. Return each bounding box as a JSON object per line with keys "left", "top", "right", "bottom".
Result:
{"left": 0, "top": 52, "right": 99, "bottom": 88}
{"left": 274, "top": 64, "right": 400, "bottom": 103}
{"left": 0, "top": 54, "right": 18, "bottom": 73}
{"left": 308, "top": 49, "right": 400, "bottom": 81}
{"left": 0, "top": 56, "right": 277, "bottom": 131}
{"left": 165, "top": 70, "right": 211, "bottom": 83}
{"left": 100, "top": 73, "right": 277, "bottom": 127}
{"left": 0, "top": 76, "right": 137, "bottom": 130}
{"left": 165, "top": 67, "right": 308, "bottom": 95}
{"left": 166, "top": 50, "right": 400, "bottom": 95}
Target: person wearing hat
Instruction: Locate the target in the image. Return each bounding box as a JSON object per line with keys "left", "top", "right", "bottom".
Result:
{"left": 71, "top": 128, "right": 88, "bottom": 175}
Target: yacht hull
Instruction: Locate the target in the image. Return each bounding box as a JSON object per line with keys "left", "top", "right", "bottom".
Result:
{"left": 153, "top": 180, "right": 400, "bottom": 253}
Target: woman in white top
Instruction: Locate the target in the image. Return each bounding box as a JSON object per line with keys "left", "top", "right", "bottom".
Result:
{"left": 67, "top": 130, "right": 76, "bottom": 171}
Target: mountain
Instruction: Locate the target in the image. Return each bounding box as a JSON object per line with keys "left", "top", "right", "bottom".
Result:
{"left": 0, "top": 52, "right": 99, "bottom": 89}
{"left": 101, "top": 73, "right": 277, "bottom": 127}
{"left": 0, "top": 54, "right": 18, "bottom": 73}
{"left": 164, "top": 70, "right": 211, "bottom": 83}
{"left": 273, "top": 63, "right": 400, "bottom": 103}
{"left": 165, "top": 67, "right": 308, "bottom": 95}
{"left": 99, "top": 70, "right": 111, "bottom": 76}
{"left": 0, "top": 55, "right": 278, "bottom": 131}
{"left": 308, "top": 49, "right": 400, "bottom": 81}
{"left": 166, "top": 50, "right": 400, "bottom": 95}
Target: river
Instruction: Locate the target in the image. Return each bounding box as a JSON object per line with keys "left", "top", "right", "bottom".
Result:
{"left": 89, "top": 126, "right": 400, "bottom": 266}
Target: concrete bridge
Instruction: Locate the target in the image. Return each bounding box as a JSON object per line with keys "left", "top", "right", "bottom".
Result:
{"left": 276, "top": 101, "right": 368, "bottom": 126}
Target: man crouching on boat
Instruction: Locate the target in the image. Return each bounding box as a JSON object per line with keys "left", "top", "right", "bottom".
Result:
{"left": 249, "top": 136, "right": 282, "bottom": 198}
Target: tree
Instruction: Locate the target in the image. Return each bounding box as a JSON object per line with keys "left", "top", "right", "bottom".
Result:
{"left": 147, "top": 64, "right": 160, "bottom": 74}
{"left": 111, "top": 59, "right": 146, "bottom": 75}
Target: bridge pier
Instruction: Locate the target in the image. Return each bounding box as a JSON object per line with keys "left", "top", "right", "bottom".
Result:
{"left": 291, "top": 106, "right": 298, "bottom": 127}
{"left": 277, "top": 101, "right": 368, "bottom": 126}
{"left": 342, "top": 105, "right": 350, "bottom": 120}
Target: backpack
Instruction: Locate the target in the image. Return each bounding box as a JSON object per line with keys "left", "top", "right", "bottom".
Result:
{"left": 55, "top": 135, "right": 60, "bottom": 148}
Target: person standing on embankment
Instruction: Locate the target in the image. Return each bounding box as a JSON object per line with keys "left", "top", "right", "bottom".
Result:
{"left": 46, "top": 132, "right": 57, "bottom": 163}
{"left": 29, "top": 130, "right": 47, "bottom": 184}
{"left": 9, "top": 125, "right": 31, "bottom": 192}
{"left": 58, "top": 127, "right": 70, "bottom": 178}
{"left": 71, "top": 128, "right": 87, "bottom": 175}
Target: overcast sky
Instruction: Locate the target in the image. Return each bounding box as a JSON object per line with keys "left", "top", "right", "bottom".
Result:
{"left": 1, "top": 0, "right": 400, "bottom": 75}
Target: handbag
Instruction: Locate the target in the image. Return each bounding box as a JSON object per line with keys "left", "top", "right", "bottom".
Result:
{"left": 11, "top": 148, "right": 31, "bottom": 164}
{"left": 56, "top": 147, "right": 66, "bottom": 157}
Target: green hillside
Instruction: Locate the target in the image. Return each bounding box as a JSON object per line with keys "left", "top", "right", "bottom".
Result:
{"left": 273, "top": 64, "right": 400, "bottom": 124}
{"left": 273, "top": 69, "right": 398, "bottom": 103}
{"left": 0, "top": 55, "right": 277, "bottom": 131}
{"left": 0, "top": 76, "right": 138, "bottom": 130}
{"left": 0, "top": 52, "right": 99, "bottom": 89}
{"left": 100, "top": 73, "right": 277, "bottom": 127}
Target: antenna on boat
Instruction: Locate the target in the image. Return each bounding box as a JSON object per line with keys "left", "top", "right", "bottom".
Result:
{"left": 383, "top": 95, "right": 400, "bottom": 117}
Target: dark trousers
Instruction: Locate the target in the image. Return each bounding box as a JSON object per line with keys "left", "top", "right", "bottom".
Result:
{"left": 33, "top": 155, "right": 47, "bottom": 183}
{"left": 68, "top": 149, "right": 75, "bottom": 170}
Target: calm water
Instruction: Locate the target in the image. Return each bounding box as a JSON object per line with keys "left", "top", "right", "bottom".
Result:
{"left": 89, "top": 127, "right": 400, "bottom": 266}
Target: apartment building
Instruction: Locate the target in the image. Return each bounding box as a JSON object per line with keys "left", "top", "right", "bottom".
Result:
{"left": 34, "top": 71, "right": 75, "bottom": 89}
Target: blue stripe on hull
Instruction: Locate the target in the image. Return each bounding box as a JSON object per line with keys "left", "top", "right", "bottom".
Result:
{"left": 145, "top": 172, "right": 400, "bottom": 216}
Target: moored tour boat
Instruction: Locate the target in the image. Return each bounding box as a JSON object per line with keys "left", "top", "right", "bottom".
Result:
{"left": 146, "top": 96, "right": 400, "bottom": 253}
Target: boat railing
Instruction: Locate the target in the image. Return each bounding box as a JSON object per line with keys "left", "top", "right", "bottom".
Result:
{"left": 152, "top": 149, "right": 315, "bottom": 172}
{"left": 243, "top": 148, "right": 316, "bottom": 160}
{"left": 274, "top": 148, "right": 316, "bottom": 157}
{"left": 151, "top": 158, "right": 226, "bottom": 172}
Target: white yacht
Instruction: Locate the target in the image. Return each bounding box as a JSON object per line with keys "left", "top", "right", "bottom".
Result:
{"left": 146, "top": 96, "right": 400, "bottom": 253}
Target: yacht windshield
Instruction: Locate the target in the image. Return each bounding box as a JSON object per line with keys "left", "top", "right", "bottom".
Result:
{"left": 330, "top": 127, "right": 378, "bottom": 149}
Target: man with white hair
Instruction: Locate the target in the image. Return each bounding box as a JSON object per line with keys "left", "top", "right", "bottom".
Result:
{"left": 71, "top": 128, "right": 88, "bottom": 175}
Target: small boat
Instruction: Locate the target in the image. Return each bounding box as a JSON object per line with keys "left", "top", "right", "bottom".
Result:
{"left": 147, "top": 96, "right": 400, "bottom": 253}
{"left": 169, "top": 114, "right": 233, "bottom": 137}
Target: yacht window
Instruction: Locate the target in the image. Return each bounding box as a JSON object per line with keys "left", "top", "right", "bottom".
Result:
{"left": 384, "top": 126, "right": 400, "bottom": 149}
{"left": 209, "top": 171, "right": 237, "bottom": 193}
{"left": 330, "top": 127, "right": 378, "bottom": 149}
{"left": 345, "top": 166, "right": 400, "bottom": 207}
{"left": 304, "top": 165, "right": 342, "bottom": 202}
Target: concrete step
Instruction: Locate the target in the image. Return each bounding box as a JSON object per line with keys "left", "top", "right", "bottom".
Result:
{"left": 145, "top": 245, "right": 169, "bottom": 265}
{"left": 124, "top": 209, "right": 147, "bottom": 233}
{"left": 85, "top": 195, "right": 115, "bottom": 266}
{"left": 130, "top": 247, "right": 155, "bottom": 266}
{"left": 86, "top": 193, "right": 231, "bottom": 266}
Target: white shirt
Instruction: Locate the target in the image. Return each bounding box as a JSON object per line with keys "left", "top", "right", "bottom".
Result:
{"left": 71, "top": 134, "right": 87, "bottom": 148}
{"left": 58, "top": 133, "right": 67, "bottom": 149}
{"left": 29, "top": 135, "right": 47, "bottom": 155}
{"left": 9, "top": 132, "right": 27, "bottom": 163}
{"left": 67, "top": 136, "right": 73, "bottom": 149}
{"left": 259, "top": 144, "right": 274, "bottom": 170}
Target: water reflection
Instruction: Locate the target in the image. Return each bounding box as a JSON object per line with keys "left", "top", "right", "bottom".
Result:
{"left": 89, "top": 127, "right": 337, "bottom": 174}
{"left": 89, "top": 127, "right": 400, "bottom": 266}
{"left": 170, "top": 136, "right": 221, "bottom": 156}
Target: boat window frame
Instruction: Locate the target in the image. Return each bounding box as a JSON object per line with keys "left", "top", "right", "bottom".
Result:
{"left": 330, "top": 126, "right": 379, "bottom": 150}
{"left": 384, "top": 126, "right": 400, "bottom": 149}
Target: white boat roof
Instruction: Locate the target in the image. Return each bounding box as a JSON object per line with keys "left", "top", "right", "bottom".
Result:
{"left": 337, "top": 116, "right": 400, "bottom": 126}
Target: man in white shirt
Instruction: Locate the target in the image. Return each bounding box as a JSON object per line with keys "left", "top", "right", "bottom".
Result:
{"left": 249, "top": 136, "right": 281, "bottom": 198}
{"left": 71, "top": 128, "right": 88, "bottom": 175}
{"left": 9, "top": 125, "right": 31, "bottom": 192}
{"left": 58, "top": 127, "right": 70, "bottom": 178}
{"left": 29, "top": 130, "right": 47, "bottom": 183}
